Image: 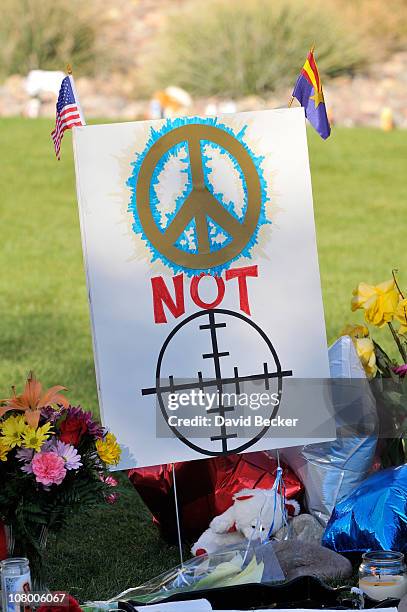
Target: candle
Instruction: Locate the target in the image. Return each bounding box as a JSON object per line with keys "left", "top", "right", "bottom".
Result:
{"left": 359, "top": 574, "right": 407, "bottom": 600}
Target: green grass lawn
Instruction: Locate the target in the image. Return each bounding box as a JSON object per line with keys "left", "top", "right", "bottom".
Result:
{"left": 1, "top": 118, "right": 407, "bottom": 601}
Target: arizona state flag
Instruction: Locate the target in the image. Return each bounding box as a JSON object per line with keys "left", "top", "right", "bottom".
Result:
{"left": 292, "top": 49, "right": 331, "bottom": 139}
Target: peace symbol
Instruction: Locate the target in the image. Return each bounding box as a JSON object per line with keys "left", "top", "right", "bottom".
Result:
{"left": 136, "top": 123, "right": 262, "bottom": 270}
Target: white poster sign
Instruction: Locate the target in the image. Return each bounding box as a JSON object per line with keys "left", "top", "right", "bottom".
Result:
{"left": 73, "top": 108, "right": 333, "bottom": 469}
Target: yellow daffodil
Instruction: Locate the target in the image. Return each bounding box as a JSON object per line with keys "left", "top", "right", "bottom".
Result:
{"left": 340, "top": 324, "right": 369, "bottom": 340}
{"left": 96, "top": 433, "right": 121, "bottom": 466}
{"left": 394, "top": 298, "right": 407, "bottom": 335}
{"left": 354, "top": 337, "right": 377, "bottom": 378}
{"left": 0, "top": 438, "right": 10, "bottom": 461}
{"left": 0, "top": 415, "right": 28, "bottom": 448}
{"left": 351, "top": 279, "right": 399, "bottom": 327}
{"left": 340, "top": 324, "right": 377, "bottom": 377}
{"left": 22, "top": 422, "right": 53, "bottom": 452}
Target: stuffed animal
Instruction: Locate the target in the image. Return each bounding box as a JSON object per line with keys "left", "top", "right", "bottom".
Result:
{"left": 192, "top": 488, "right": 300, "bottom": 556}
{"left": 191, "top": 527, "right": 246, "bottom": 556}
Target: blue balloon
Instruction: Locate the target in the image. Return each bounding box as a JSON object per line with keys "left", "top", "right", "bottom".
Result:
{"left": 323, "top": 465, "right": 407, "bottom": 553}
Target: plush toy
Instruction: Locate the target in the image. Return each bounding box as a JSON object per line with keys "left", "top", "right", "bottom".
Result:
{"left": 191, "top": 526, "right": 246, "bottom": 556}
{"left": 192, "top": 488, "right": 300, "bottom": 556}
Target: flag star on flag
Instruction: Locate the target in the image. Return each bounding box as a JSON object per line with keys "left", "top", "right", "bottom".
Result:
{"left": 51, "top": 75, "right": 85, "bottom": 159}
{"left": 310, "top": 89, "right": 325, "bottom": 109}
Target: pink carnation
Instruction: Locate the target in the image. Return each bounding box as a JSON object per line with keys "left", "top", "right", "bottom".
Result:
{"left": 32, "top": 452, "right": 67, "bottom": 486}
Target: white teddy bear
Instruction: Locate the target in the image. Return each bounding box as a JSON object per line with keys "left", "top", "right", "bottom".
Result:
{"left": 192, "top": 488, "right": 300, "bottom": 556}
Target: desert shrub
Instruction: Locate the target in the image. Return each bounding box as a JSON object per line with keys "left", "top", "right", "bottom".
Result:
{"left": 148, "top": 0, "right": 367, "bottom": 97}
{"left": 334, "top": 0, "right": 407, "bottom": 54}
{"left": 0, "top": 0, "right": 105, "bottom": 78}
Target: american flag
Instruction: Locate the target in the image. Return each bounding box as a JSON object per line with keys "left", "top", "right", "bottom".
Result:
{"left": 51, "top": 76, "right": 85, "bottom": 159}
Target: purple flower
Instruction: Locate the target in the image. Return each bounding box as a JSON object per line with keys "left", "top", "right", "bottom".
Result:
{"left": 41, "top": 405, "right": 65, "bottom": 422}
{"left": 21, "top": 462, "right": 34, "bottom": 474}
{"left": 394, "top": 364, "right": 407, "bottom": 377}
{"left": 41, "top": 439, "right": 55, "bottom": 452}
{"left": 65, "top": 406, "right": 104, "bottom": 439}
{"left": 16, "top": 448, "right": 34, "bottom": 474}
{"left": 54, "top": 440, "right": 82, "bottom": 470}
{"left": 16, "top": 447, "right": 34, "bottom": 462}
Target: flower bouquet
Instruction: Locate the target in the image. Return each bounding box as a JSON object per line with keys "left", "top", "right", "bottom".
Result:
{"left": 0, "top": 373, "right": 121, "bottom": 584}
{"left": 341, "top": 271, "right": 407, "bottom": 465}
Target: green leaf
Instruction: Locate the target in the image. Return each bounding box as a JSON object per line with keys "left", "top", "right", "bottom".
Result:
{"left": 374, "top": 341, "right": 399, "bottom": 380}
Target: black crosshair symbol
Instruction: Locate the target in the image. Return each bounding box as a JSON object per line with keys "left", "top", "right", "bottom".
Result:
{"left": 142, "top": 309, "right": 293, "bottom": 456}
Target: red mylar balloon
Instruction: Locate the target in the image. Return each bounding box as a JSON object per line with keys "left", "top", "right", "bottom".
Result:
{"left": 129, "top": 451, "right": 303, "bottom": 542}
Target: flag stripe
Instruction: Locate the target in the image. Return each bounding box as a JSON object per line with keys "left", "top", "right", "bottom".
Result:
{"left": 307, "top": 52, "right": 321, "bottom": 90}
{"left": 58, "top": 109, "right": 80, "bottom": 122}
{"left": 301, "top": 67, "right": 314, "bottom": 87}
{"left": 54, "top": 112, "right": 81, "bottom": 131}
{"left": 302, "top": 60, "right": 319, "bottom": 92}
{"left": 52, "top": 115, "right": 82, "bottom": 138}
{"left": 52, "top": 119, "right": 82, "bottom": 138}
{"left": 60, "top": 104, "right": 79, "bottom": 117}
{"left": 51, "top": 122, "right": 82, "bottom": 149}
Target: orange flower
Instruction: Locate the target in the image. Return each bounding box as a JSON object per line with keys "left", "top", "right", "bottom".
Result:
{"left": 0, "top": 372, "right": 69, "bottom": 428}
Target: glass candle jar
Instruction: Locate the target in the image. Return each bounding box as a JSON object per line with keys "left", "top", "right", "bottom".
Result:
{"left": 359, "top": 551, "right": 407, "bottom": 601}
{"left": 1, "top": 557, "right": 31, "bottom": 612}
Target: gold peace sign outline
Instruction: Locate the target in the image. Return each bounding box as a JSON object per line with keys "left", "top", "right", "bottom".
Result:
{"left": 136, "top": 123, "right": 262, "bottom": 270}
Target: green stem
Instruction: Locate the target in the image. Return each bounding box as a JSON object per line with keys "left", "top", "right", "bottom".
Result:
{"left": 392, "top": 269, "right": 405, "bottom": 299}
{"left": 388, "top": 321, "right": 407, "bottom": 363}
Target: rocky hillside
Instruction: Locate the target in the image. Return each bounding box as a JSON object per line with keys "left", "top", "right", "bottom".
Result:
{"left": 0, "top": 0, "right": 406, "bottom": 128}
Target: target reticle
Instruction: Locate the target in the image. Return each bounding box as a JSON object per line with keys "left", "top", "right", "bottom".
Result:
{"left": 135, "top": 124, "right": 262, "bottom": 270}
{"left": 142, "top": 309, "right": 293, "bottom": 456}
